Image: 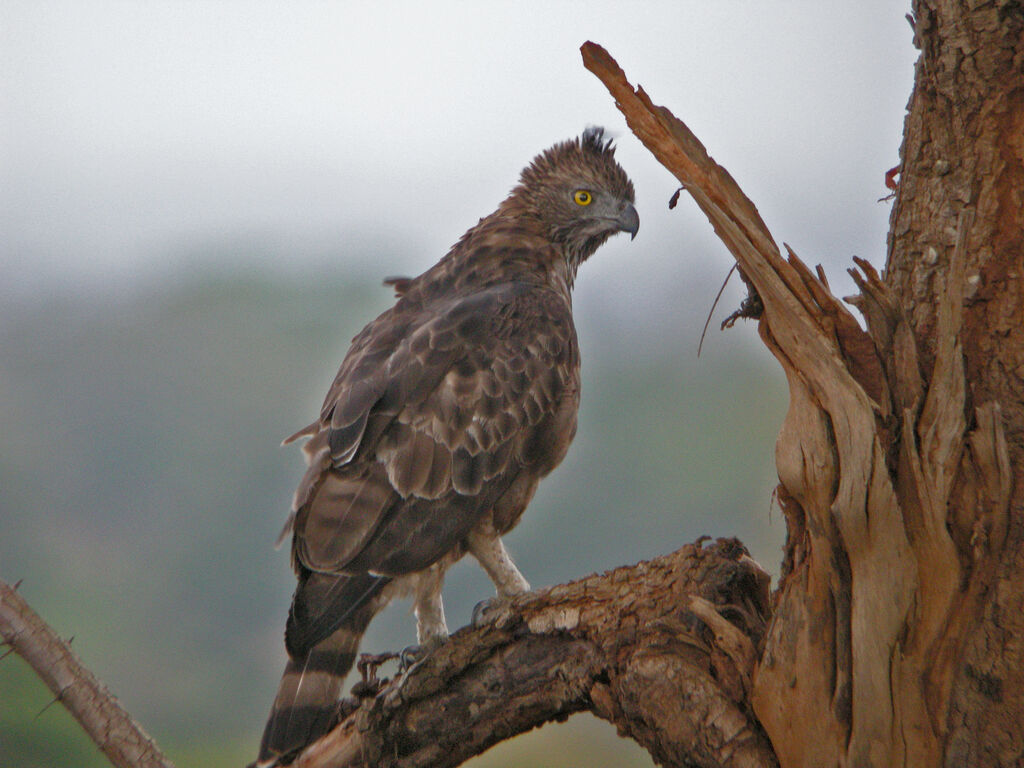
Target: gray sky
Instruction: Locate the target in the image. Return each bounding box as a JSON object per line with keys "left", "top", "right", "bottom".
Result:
{"left": 4, "top": 1, "right": 916, "bottom": 310}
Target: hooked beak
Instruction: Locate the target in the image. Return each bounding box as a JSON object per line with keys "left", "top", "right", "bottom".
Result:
{"left": 616, "top": 202, "right": 640, "bottom": 240}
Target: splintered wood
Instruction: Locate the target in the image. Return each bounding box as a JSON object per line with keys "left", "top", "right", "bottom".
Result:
{"left": 581, "top": 38, "right": 1011, "bottom": 768}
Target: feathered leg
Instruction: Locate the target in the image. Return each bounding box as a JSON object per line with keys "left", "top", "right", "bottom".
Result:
{"left": 467, "top": 524, "right": 530, "bottom": 597}
{"left": 257, "top": 571, "right": 388, "bottom": 766}
{"left": 397, "top": 564, "right": 452, "bottom": 670}
{"left": 412, "top": 563, "right": 449, "bottom": 645}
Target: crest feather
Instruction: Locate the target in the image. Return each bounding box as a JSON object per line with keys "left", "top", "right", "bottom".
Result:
{"left": 516, "top": 126, "right": 633, "bottom": 204}
{"left": 580, "top": 125, "right": 616, "bottom": 156}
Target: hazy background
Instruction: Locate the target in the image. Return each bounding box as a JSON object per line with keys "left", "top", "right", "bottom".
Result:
{"left": 1, "top": 2, "right": 916, "bottom": 766}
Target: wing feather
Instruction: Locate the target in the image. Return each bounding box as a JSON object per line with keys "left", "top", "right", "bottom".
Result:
{"left": 294, "top": 468, "right": 394, "bottom": 572}
{"left": 287, "top": 280, "right": 579, "bottom": 576}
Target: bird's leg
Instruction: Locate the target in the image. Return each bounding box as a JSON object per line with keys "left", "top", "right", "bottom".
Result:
{"left": 467, "top": 524, "right": 531, "bottom": 628}
{"left": 467, "top": 525, "right": 531, "bottom": 597}
{"left": 412, "top": 563, "right": 449, "bottom": 646}
{"left": 399, "top": 564, "right": 449, "bottom": 672}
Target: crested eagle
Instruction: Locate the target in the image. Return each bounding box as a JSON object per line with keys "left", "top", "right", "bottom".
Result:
{"left": 256, "top": 127, "right": 638, "bottom": 765}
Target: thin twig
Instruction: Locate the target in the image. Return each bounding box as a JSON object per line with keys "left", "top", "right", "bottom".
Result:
{"left": 698, "top": 263, "right": 738, "bottom": 356}
{"left": 0, "top": 579, "right": 176, "bottom": 768}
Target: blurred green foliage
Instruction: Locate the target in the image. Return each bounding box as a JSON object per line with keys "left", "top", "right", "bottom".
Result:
{"left": 0, "top": 268, "right": 784, "bottom": 767}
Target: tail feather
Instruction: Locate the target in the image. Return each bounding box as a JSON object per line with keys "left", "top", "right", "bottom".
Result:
{"left": 258, "top": 572, "right": 389, "bottom": 765}
{"left": 285, "top": 569, "right": 389, "bottom": 658}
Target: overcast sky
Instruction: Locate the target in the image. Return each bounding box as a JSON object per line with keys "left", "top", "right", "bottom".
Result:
{"left": 3, "top": 1, "right": 917, "bottom": 312}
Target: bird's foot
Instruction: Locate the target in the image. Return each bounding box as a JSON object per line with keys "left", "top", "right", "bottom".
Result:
{"left": 398, "top": 634, "right": 446, "bottom": 674}
{"left": 398, "top": 643, "right": 425, "bottom": 672}
{"left": 381, "top": 636, "right": 445, "bottom": 713}
{"left": 471, "top": 594, "right": 520, "bottom": 629}
{"left": 351, "top": 650, "right": 399, "bottom": 698}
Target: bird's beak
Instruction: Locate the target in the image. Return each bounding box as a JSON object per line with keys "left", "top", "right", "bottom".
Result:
{"left": 616, "top": 202, "right": 640, "bottom": 240}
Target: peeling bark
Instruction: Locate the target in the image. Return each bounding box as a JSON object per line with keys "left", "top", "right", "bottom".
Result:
{"left": 583, "top": 19, "right": 1021, "bottom": 764}
{"left": 888, "top": 4, "right": 1024, "bottom": 765}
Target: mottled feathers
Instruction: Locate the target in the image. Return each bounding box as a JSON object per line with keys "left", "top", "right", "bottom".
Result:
{"left": 256, "top": 127, "right": 637, "bottom": 765}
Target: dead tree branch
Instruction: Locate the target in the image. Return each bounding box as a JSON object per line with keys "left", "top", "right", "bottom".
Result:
{"left": 290, "top": 538, "right": 775, "bottom": 768}
{"left": 0, "top": 579, "right": 176, "bottom": 768}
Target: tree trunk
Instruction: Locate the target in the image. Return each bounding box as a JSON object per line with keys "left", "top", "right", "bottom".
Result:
{"left": 750, "top": 1, "right": 1024, "bottom": 764}
{"left": 586, "top": 0, "right": 1024, "bottom": 760}
{"left": 884, "top": 3, "right": 1024, "bottom": 764}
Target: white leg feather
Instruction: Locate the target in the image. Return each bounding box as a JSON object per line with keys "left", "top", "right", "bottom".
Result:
{"left": 467, "top": 524, "right": 531, "bottom": 597}
{"left": 412, "top": 564, "right": 448, "bottom": 645}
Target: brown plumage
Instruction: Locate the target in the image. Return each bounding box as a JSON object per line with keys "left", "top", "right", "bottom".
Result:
{"left": 256, "top": 127, "right": 637, "bottom": 765}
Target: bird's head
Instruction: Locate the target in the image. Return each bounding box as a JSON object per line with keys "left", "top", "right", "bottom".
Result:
{"left": 513, "top": 127, "right": 638, "bottom": 271}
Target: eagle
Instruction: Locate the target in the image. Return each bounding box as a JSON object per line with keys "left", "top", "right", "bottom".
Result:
{"left": 256, "top": 127, "right": 638, "bottom": 765}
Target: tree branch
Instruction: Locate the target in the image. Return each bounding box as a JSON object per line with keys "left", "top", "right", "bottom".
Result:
{"left": 291, "top": 538, "right": 776, "bottom": 768}
{"left": 0, "top": 579, "right": 176, "bottom": 768}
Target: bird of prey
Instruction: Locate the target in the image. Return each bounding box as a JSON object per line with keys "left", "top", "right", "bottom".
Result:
{"left": 256, "top": 127, "right": 638, "bottom": 765}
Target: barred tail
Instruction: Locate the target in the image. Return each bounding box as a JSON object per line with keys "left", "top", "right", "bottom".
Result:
{"left": 257, "top": 571, "right": 388, "bottom": 765}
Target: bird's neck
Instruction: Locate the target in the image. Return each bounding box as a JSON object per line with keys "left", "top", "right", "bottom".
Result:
{"left": 440, "top": 209, "right": 575, "bottom": 296}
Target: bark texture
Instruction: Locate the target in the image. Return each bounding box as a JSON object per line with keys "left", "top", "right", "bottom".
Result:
{"left": 887, "top": 3, "right": 1024, "bottom": 765}
{"left": 582, "top": 11, "right": 1023, "bottom": 762}
{"left": 289, "top": 539, "right": 776, "bottom": 768}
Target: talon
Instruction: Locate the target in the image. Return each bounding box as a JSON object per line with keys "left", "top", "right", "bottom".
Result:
{"left": 472, "top": 597, "right": 501, "bottom": 628}
{"left": 399, "top": 643, "right": 425, "bottom": 672}
{"left": 399, "top": 635, "right": 445, "bottom": 673}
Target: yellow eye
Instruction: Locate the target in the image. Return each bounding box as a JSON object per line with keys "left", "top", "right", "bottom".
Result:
{"left": 573, "top": 189, "right": 593, "bottom": 206}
